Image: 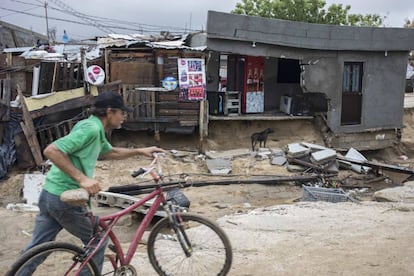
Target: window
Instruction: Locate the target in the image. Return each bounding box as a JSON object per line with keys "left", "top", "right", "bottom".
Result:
{"left": 277, "top": 58, "right": 300, "bottom": 83}
{"left": 342, "top": 62, "right": 363, "bottom": 93}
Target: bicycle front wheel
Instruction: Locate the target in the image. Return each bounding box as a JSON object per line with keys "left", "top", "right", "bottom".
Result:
{"left": 7, "top": 241, "right": 99, "bottom": 276}
{"left": 147, "top": 213, "right": 232, "bottom": 276}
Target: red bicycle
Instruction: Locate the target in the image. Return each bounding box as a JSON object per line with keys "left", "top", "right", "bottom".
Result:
{"left": 8, "top": 153, "right": 233, "bottom": 275}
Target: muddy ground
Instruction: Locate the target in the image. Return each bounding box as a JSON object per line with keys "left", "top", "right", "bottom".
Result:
{"left": 1, "top": 111, "right": 414, "bottom": 275}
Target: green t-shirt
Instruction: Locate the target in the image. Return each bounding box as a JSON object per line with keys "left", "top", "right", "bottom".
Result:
{"left": 43, "top": 115, "right": 112, "bottom": 196}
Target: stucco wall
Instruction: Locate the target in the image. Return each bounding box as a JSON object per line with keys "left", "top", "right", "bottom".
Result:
{"left": 302, "top": 51, "right": 408, "bottom": 133}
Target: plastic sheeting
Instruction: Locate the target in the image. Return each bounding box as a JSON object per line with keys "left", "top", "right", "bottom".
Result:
{"left": 0, "top": 113, "right": 22, "bottom": 180}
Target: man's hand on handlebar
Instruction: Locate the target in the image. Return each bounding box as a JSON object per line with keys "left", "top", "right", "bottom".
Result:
{"left": 140, "top": 146, "right": 166, "bottom": 158}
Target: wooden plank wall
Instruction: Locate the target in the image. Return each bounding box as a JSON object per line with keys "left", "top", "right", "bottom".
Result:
{"left": 54, "top": 62, "right": 82, "bottom": 91}
{"left": 109, "top": 50, "right": 154, "bottom": 85}
{"left": 36, "top": 114, "right": 84, "bottom": 151}
{"left": 158, "top": 92, "right": 199, "bottom": 126}
{"left": 111, "top": 62, "right": 154, "bottom": 85}
{"left": 0, "top": 79, "right": 11, "bottom": 121}
{"left": 38, "top": 61, "right": 83, "bottom": 93}
{"left": 123, "top": 85, "right": 199, "bottom": 126}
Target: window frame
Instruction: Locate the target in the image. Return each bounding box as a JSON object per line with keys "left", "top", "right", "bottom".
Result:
{"left": 342, "top": 62, "right": 363, "bottom": 93}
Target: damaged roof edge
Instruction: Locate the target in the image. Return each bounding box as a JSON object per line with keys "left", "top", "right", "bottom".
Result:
{"left": 206, "top": 11, "right": 414, "bottom": 52}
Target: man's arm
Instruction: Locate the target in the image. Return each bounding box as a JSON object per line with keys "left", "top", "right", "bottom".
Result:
{"left": 101, "top": 146, "right": 166, "bottom": 160}
{"left": 44, "top": 144, "right": 101, "bottom": 195}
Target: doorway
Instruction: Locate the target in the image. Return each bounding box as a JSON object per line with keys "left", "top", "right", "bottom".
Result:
{"left": 341, "top": 62, "right": 363, "bottom": 125}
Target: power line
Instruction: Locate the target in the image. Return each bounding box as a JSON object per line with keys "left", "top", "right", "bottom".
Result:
{"left": 44, "top": 0, "right": 198, "bottom": 33}
{"left": 0, "top": 5, "right": 40, "bottom": 18}
{"left": 47, "top": 0, "right": 114, "bottom": 34}
{"left": 8, "top": 0, "right": 201, "bottom": 32}
{"left": 0, "top": 4, "right": 200, "bottom": 35}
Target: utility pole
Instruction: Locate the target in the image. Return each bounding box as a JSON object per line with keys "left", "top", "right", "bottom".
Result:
{"left": 44, "top": 1, "right": 50, "bottom": 44}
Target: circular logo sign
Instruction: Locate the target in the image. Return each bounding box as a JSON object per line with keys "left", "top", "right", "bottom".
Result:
{"left": 162, "top": 76, "right": 178, "bottom": 91}
{"left": 86, "top": 65, "right": 105, "bottom": 85}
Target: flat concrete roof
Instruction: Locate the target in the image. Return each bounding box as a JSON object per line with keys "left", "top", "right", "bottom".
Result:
{"left": 207, "top": 11, "right": 414, "bottom": 51}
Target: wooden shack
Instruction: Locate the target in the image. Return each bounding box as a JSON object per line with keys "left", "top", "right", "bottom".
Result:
{"left": 102, "top": 41, "right": 206, "bottom": 135}
{"left": 1, "top": 35, "right": 207, "bottom": 171}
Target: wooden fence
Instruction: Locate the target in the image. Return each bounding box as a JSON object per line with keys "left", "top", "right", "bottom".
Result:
{"left": 122, "top": 85, "right": 200, "bottom": 128}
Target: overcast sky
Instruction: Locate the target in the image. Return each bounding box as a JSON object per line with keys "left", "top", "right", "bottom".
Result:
{"left": 1, "top": 0, "right": 413, "bottom": 42}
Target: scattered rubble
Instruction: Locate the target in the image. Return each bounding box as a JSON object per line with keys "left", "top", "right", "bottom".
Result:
{"left": 8, "top": 142, "right": 414, "bottom": 213}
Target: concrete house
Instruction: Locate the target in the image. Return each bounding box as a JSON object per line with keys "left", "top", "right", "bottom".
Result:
{"left": 204, "top": 11, "right": 414, "bottom": 150}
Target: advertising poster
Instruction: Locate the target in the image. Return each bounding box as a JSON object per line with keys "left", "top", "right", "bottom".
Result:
{"left": 244, "top": 56, "right": 264, "bottom": 113}
{"left": 177, "top": 58, "right": 206, "bottom": 101}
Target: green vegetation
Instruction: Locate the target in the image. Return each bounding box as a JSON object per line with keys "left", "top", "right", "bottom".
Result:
{"left": 232, "top": 0, "right": 383, "bottom": 26}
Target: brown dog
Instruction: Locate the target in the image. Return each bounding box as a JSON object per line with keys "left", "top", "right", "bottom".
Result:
{"left": 251, "top": 128, "right": 274, "bottom": 151}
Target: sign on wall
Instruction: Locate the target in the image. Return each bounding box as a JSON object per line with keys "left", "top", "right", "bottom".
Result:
{"left": 86, "top": 65, "right": 105, "bottom": 86}
{"left": 177, "top": 58, "right": 206, "bottom": 101}
{"left": 162, "top": 76, "right": 178, "bottom": 91}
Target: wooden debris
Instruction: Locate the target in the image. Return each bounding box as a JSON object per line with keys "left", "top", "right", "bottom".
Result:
{"left": 0, "top": 79, "right": 11, "bottom": 121}
{"left": 18, "top": 86, "right": 43, "bottom": 167}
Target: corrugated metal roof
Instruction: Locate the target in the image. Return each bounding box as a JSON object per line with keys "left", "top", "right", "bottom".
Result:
{"left": 149, "top": 40, "right": 205, "bottom": 51}
{"left": 5, "top": 32, "right": 205, "bottom": 62}
{"left": 3, "top": 46, "right": 33, "bottom": 53}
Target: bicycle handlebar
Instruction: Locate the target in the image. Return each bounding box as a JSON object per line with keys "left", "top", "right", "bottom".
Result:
{"left": 131, "top": 152, "right": 166, "bottom": 178}
{"left": 131, "top": 168, "right": 146, "bottom": 178}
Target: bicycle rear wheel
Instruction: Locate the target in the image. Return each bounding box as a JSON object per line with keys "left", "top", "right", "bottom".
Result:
{"left": 7, "top": 241, "right": 99, "bottom": 276}
{"left": 147, "top": 213, "right": 232, "bottom": 276}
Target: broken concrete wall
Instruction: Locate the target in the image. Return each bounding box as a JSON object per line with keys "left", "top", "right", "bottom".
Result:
{"left": 325, "top": 128, "right": 400, "bottom": 151}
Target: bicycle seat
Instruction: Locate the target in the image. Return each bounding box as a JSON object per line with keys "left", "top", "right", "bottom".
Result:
{"left": 60, "top": 188, "right": 89, "bottom": 206}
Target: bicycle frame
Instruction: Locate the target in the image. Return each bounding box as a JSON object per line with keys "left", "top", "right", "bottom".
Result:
{"left": 77, "top": 183, "right": 167, "bottom": 274}
{"left": 10, "top": 153, "right": 232, "bottom": 276}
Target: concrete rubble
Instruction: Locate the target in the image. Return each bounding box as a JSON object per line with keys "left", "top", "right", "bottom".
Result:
{"left": 286, "top": 142, "right": 339, "bottom": 173}
{"left": 373, "top": 181, "right": 414, "bottom": 203}
{"left": 206, "top": 158, "right": 232, "bottom": 175}
{"left": 8, "top": 142, "right": 414, "bottom": 212}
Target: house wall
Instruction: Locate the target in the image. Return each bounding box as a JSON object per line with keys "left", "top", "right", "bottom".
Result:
{"left": 264, "top": 57, "right": 302, "bottom": 111}
{"left": 302, "top": 51, "right": 408, "bottom": 133}
{"left": 0, "top": 20, "right": 47, "bottom": 51}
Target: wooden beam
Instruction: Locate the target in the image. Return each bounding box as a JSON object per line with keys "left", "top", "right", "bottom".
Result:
{"left": 110, "top": 52, "right": 153, "bottom": 58}
{"left": 30, "top": 95, "right": 93, "bottom": 119}
{"left": 18, "top": 86, "right": 43, "bottom": 166}
{"left": 105, "top": 48, "right": 110, "bottom": 83}
{"left": 0, "top": 79, "right": 11, "bottom": 121}
{"left": 50, "top": 61, "right": 58, "bottom": 92}
{"left": 25, "top": 86, "right": 98, "bottom": 112}
{"left": 158, "top": 109, "right": 199, "bottom": 116}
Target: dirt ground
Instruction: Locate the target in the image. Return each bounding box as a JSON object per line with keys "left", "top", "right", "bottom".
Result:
{"left": 1, "top": 111, "right": 414, "bottom": 275}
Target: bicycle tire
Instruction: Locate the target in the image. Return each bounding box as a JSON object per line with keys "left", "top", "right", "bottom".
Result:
{"left": 7, "top": 241, "right": 99, "bottom": 276}
{"left": 147, "top": 213, "right": 232, "bottom": 276}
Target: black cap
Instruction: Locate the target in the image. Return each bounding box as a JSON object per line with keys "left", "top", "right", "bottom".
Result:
{"left": 93, "top": 91, "right": 134, "bottom": 112}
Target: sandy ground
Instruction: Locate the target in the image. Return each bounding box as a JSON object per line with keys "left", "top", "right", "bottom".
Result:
{"left": 1, "top": 110, "right": 414, "bottom": 275}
